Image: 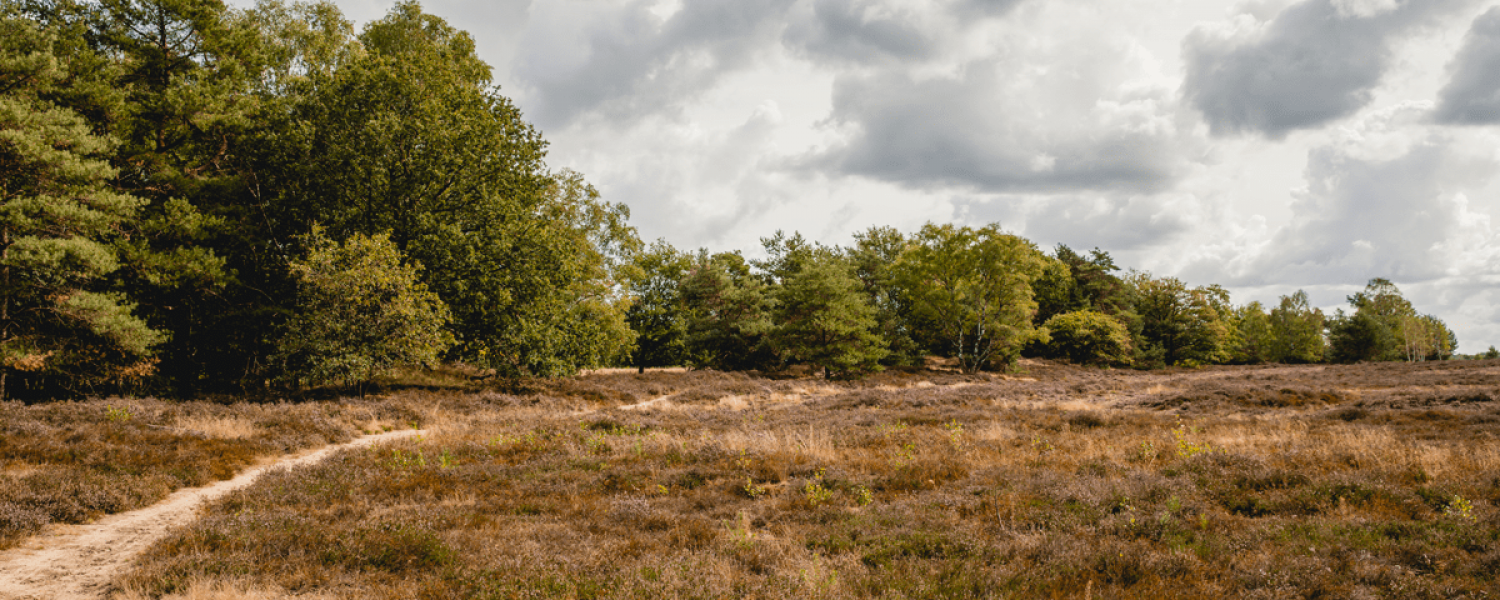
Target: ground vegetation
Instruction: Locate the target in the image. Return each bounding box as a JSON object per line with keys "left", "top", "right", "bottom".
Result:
{"left": 90, "top": 359, "right": 1500, "bottom": 599}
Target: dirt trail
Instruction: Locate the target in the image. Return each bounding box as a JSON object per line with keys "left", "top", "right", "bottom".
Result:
{"left": 0, "top": 429, "right": 425, "bottom": 600}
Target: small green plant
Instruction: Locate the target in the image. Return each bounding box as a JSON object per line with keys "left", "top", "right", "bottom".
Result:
{"left": 891, "top": 442, "right": 917, "bottom": 468}
{"left": 1131, "top": 440, "right": 1157, "bottom": 463}
{"left": 943, "top": 419, "right": 964, "bottom": 449}
{"left": 391, "top": 448, "right": 427, "bottom": 468}
{"left": 725, "top": 511, "right": 757, "bottom": 548}
{"left": 1031, "top": 435, "right": 1054, "bottom": 454}
{"left": 877, "top": 421, "right": 909, "bottom": 439}
{"left": 105, "top": 405, "right": 132, "bottom": 422}
{"left": 438, "top": 448, "right": 456, "bottom": 469}
{"left": 1172, "top": 419, "right": 1214, "bottom": 458}
{"left": 1446, "top": 495, "right": 1475, "bottom": 521}
{"left": 735, "top": 449, "right": 754, "bottom": 472}
{"left": 804, "top": 469, "right": 834, "bottom": 507}
{"left": 854, "top": 485, "right": 874, "bottom": 506}
{"left": 743, "top": 477, "right": 767, "bottom": 499}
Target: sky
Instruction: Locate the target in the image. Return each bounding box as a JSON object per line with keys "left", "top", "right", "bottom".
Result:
{"left": 232, "top": 0, "right": 1500, "bottom": 352}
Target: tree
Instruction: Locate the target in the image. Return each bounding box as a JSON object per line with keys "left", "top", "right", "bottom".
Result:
{"left": 848, "top": 226, "right": 921, "bottom": 366}
{"left": 1229, "top": 301, "right": 1272, "bottom": 364}
{"left": 273, "top": 228, "right": 451, "bottom": 388}
{"left": 1034, "top": 244, "right": 1127, "bottom": 324}
{"left": 894, "top": 223, "right": 1046, "bottom": 373}
{"left": 680, "top": 251, "right": 774, "bottom": 371}
{"left": 1328, "top": 310, "right": 1394, "bottom": 363}
{"left": 1130, "top": 273, "right": 1230, "bottom": 366}
{"left": 625, "top": 240, "right": 692, "bottom": 372}
{"left": 1042, "top": 310, "right": 1132, "bottom": 366}
{"left": 1336, "top": 279, "right": 1452, "bottom": 362}
{"left": 0, "top": 13, "right": 163, "bottom": 398}
{"left": 1267, "top": 290, "right": 1324, "bottom": 363}
{"left": 259, "top": 3, "right": 636, "bottom": 376}
{"left": 771, "top": 253, "right": 886, "bottom": 378}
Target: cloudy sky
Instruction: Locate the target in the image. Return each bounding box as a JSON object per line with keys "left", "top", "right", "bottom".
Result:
{"left": 236, "top": 0, "right": 1500, "bottom": 352}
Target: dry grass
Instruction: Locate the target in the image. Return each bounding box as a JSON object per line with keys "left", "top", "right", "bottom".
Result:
{"left": 0, "top": 395, "right": 428, "bottom": 550}
{"left": 114, "top": 578, "right": 336, "bottom": 600}
{"left": 15, "top": 359, "right": 1496, "bottom": 599}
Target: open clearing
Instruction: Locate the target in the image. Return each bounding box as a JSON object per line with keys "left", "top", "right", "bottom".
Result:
{"left": 0, "top": 429, "right": 423, "bottom": 600}
{"left": 3, "top": 360, "right": 1498, "bottom": 599}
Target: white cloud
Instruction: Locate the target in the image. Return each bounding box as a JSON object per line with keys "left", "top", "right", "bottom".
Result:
{"left": 807, "top": 3, "right": 1203, "bottom": 194}
{"left": 265, "top": 0, "right": 1500, "bottom": 351}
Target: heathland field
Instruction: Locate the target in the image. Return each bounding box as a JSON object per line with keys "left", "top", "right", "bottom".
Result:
{"left": 6, "top": 360, "right": 1500, "bottom": 599}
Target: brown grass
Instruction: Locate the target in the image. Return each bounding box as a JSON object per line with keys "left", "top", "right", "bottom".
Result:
{"left": 56, "top": 360, "right": 1500, "bottom": 597}
{"left": 0, "top": 396, "right": 427, "bottom": 550}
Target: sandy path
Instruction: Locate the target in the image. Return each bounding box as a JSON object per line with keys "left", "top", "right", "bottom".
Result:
{"left": 619, "top": 394, "right": 672, "bottom": 411}
{"left": 0, "top": 429, "right": 425, "bottom": 600}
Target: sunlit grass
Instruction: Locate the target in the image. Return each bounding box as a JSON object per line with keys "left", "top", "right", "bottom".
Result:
{"left": 111, "top": 360, "right": 1500, "bottom": 599}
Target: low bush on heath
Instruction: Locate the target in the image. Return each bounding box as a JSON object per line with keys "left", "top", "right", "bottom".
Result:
{"left": 115, "top": 360, "right": 1500, "bottom": 599}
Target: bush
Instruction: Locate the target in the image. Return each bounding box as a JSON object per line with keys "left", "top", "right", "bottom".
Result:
{"left": 273, "top": 228, "right": 453, "bottom": 388}
{"left": 1042, "top": 310, "right": 1133, "bottom": 366}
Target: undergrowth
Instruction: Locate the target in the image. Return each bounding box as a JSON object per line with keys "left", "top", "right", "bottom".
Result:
{"left": 109, "top": 360, "right": 1500, "bottom": 599}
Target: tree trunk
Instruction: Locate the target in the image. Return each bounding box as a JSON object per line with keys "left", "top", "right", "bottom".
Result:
{"left": 2, "top": 226, "right": 8, "bottom": 401}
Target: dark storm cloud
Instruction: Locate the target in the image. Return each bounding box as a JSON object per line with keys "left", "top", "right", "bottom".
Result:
{"left": 515, "top": 0, "right": 795, "bottom": 129}
{"left": 783, "top": 0, "right": 938, "bottom": 65}
{"left": 1434, "top": 7, "right": 1500, "bottom": 124}
{"left": 1182, "top": 0, "right": 1467, "bottom": 138}
{"left": 810, "top": 65, "right": 1188, "bottom": 193}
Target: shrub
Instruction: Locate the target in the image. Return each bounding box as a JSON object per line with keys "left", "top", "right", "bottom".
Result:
{"left": 273, "top": 228, "right": 453, "bottom": 389}
{"left": 1042, "top": 309, "right": 1133, "bottom": 366}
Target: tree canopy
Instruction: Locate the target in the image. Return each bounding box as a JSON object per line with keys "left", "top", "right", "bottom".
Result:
{"left": 0, "top": 0, "right": 1471, "bottom": 397}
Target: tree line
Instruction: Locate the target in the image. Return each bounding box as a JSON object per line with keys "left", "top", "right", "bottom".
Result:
{"left": 625, "top": 228, "right": 1456, "bottom": 378}
{"left": 0, "top": 0, "right": 1461, "bottom": 399}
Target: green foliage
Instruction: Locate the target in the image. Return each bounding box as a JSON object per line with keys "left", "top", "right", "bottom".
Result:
{"left": 0, "top": 12, "right": 162, "bottom": 398}
{"left": 1328, "top": 311, "right": 1395, "bottom": 363}
{"left": 1267, "top": 290, "right": 1325, "bottom": 363}
{"left": 1332, "top": 279, "right": 1453, "bottom": 363}
{"left": 625, "top": 240, "right": 692, "bottom": 371}
{"left": 770, "top": 252, "right": 887, "bottom": 378}
{"left": 1130, "top": 274, "right": 1229, "bottom": 366}
{"left": 1229, "top": 302, "right": 1272, "bottom": 364}
{"left": 259, "top": 5, "right": 636, "bottom": 377}
{"left": 1033, "top": 244, "right": 1128, "bottom": 324}
{"left": 273, "top": 228, "right": 452, "bottom": 388}
{"left": 849, "top": 226, "right": 921, "bottom": 366}
{"left": 894, "top": 223, "right": 1046, "bottom": 373}
{"left": 1042, "top": 309, "right": 1133, "bottom": 366}
{"left": 680, "top": 251, "right": 775, "bottom": 371}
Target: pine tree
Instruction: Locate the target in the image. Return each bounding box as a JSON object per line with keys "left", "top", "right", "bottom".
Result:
{"left": 0, "top": 14, "right": 162, "bottom": 398}
{"left": 772, "top": 255, "right": 887, "bottom": 379}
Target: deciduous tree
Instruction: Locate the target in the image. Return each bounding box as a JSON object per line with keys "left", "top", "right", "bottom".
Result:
{"left": 1130, "top": 274, "right": 1230, "bottom": 366}
{"left": 1267, "top": 290, "right": 1324, "bottom": 363}
{"left": 894, "top": 223, "right": 1046, "bottom": 373}
{"left": 1042, "top": 309, "right": 1132, "bottom": 366}
{"left": 273, "top": 228, "right": 451, "bottom": 388}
